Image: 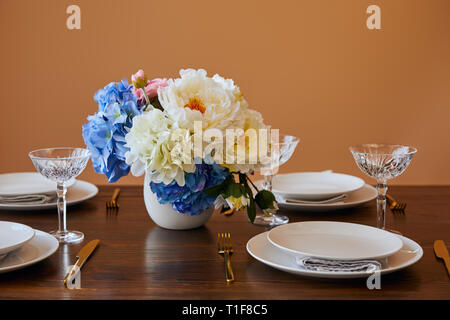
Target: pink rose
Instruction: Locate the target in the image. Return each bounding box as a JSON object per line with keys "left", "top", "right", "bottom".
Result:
{"left": 133, "top": 78, "right": 168, "bottom": 100}
{"left": 131, "top": 69, "right": 148, "bottom": 90}
{"left": 132, "top": 70, "right": 146, "bottom": 85}
{"left": 145, "top": 78, "right": 168, "bottom": 98}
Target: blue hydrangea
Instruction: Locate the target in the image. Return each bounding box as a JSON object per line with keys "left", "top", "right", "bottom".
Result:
{"left": 82, "top": 79, "right": 142, "bottom": 183}
{"left": 93, "top": 79, "right": 142, "bottom": 111}
{"left": 150, "top": 163, "right": 229, "bottom": 216}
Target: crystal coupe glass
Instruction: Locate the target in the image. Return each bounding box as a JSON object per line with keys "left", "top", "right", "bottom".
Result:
{"left": 349, "top": 144, "right": 416, "bottom": 230}
{"left": 29, "top": 148, "right": 90, "bottom": 244}
{"left": 254, "top": 134, "right": 300, "bottom": 226}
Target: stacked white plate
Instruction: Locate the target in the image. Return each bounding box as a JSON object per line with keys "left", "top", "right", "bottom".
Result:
{"left": 247, "top": 221, "right": 423, "bottom": 279}
{"left": 0, "top": 221, "right": 59, "bottom": 273}
{"left": 0, "top": 172, "right": 98, "bottom": 211}
{"left": 257, "top": 171, "right": 377, "bottom": 212}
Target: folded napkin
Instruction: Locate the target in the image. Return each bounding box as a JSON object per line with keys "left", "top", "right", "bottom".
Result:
{"left": 296, "top": 256, "right": 382, "bottom": 273}
{"left": 0, "top": 194, "right": 56, "bottom": 204}
{"left": 284, "top": 194, "right": 347, "bottom": 205}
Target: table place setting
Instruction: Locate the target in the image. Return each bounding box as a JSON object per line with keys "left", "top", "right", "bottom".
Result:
{"left": 256, "top": 171, "right": 378, "bottom": 213}
{"left": 243, "top": 143, "right": 423, "bottom": 279}
{"left": 0, "top": 221, "right": 59, "bottom": 274}
{"left": 0, "top": 172, "right": 98, "bottom": 211}
{"left": 0, "top": 147, "right": 100, "bottom": 274}
{"left": 246, "top": 227, "right": 423, "bottom": 279}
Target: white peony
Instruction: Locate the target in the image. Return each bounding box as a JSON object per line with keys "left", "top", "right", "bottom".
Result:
{"left": 157, "top": 69, "right": 247, "bottom": 132}
{"left": 124, "top": 109, "right": 195, "bottom": 186}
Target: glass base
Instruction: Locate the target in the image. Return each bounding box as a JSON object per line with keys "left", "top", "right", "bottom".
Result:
{"left": 49, "top": 230, "right": 84, "bottom": 244}
{"left": 253, "top": 213, "right": 289, "bottom": 226}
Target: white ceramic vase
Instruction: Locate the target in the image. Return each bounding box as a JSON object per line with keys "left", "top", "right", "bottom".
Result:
{"left": 143, "top": 175, "right": 214, "bottom": 230}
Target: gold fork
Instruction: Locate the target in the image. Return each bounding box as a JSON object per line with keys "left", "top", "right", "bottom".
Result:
{"left": 106, "top": 188, "right": 120, "bottom": 213}
{"left": 217, "top": 233, "right": 234, "bottom": 283}
{"left": 386, "top": 194, "right": 406, "bottom": 213}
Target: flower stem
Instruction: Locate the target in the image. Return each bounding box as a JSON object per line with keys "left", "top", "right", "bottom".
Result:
{"left": 245, "top": 174, "right": 259, "bottom": 193}
{"left": 142, "top": 88, "right": 151, "bottom": 110}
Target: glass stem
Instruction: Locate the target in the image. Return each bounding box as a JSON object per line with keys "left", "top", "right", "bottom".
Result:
{"left": 376, "top": 180, "right": 387, "bottom": 229}
{"left": 56, "top": 182, "right": 67, "bottom": 235}
{"left": 262, "top": 175, "right": 274, "bottom": 217}
{"left": 263, "top": 174, "right": 273, "bottom": 192}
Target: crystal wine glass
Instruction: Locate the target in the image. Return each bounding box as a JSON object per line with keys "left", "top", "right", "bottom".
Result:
{"left": 29, "top": 148, "right": 90, "bottom": 244}
{"left": 349, "top": 144, "right": 416, "bottom": 230}
{"left": 254, "top": 134, "right": 300, "bottom": 226}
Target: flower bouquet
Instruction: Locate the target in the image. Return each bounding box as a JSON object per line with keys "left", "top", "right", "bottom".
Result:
{"left": 83, "top": 68, "right": 278, "bottom": 229}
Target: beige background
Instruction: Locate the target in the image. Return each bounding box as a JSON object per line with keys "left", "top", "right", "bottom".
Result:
{"left": 1, "top": 0, "right": 449, "bottom": 185}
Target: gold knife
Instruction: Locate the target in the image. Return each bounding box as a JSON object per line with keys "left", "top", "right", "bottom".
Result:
{"left": 433, "top": 240, "right": 450, "bottom": 276}
{"left": 64, "top": 239, "right": 100, "bottom": 287}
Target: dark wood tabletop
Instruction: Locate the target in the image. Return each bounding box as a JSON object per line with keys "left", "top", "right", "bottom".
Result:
{"left": 0, "top": 185, "right": 448, "bottom": 300}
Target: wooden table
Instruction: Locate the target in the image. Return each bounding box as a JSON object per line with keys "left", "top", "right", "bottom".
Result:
{"left": 0, "top": 185, "right": 448, "bottom": 300}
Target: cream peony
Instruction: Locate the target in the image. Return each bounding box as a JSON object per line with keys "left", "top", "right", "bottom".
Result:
{"left": 221, "top": 107, "right": 270, "bottom": 173}
{"left": 157, "top": 69, "right": 247, "bottom": 132}
{"left": 124, "top": 109, "right": 195, "bottom": 186}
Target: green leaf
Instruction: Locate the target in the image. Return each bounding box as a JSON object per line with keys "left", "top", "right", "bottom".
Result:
{"left": 223, "top": 182, "right": 245, "bottom": 199}
{"left": 247, "top": 196, "right": 256, "bottom": 223}
{"left": 255, "top": 190, "right": 277, "bottom": 210}
{"left": 203, "top": 176, "right": 232, "bottom": 196}
{"left": 242, "top": 177, "right": 256, "bottom": 223}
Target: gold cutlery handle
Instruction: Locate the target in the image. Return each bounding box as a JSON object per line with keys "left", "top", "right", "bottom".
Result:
{"left": 112, "top": 188, "right": 120, "bottom": 202}
{"left": 386, "top": 194, "right": 396, "bottom": 205}
{"left": 224, "top": 252, "right": 234, "bottom": 283}
{"left": 443, "top": 257, "right": 450, "bottom": 277}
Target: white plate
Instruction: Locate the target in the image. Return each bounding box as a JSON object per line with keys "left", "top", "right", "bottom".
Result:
{"left": 0, "top": 229, "right": 59, "bottom": 273}
{"left": 271, "top": 172, "right": 365, "bottom": 200}
{"left": 0, "top": 180, "right": 98, "bottom": 211}
{"left": 275, "top": 184, "right": 377, "bottom": 212}
{"left": 268, "top": 221, "right": 403, "bottom": 260}
{"left": 247, "top": 231, "right": 423, "bottom": 279}
{"left": 0, "top": 172, "right": 75, "bottom": 196}
{"left": 0, "top": 221, "right": 35, "bottom": 255}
